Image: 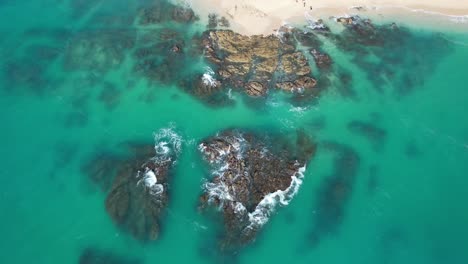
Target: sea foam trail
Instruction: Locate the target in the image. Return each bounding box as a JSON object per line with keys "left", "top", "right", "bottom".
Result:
{"left": 247, "top": 165, "right": 306, "bottom": 228}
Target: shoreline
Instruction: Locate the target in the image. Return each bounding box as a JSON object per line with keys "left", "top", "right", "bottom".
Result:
{"left": 184, "top": 0, "right": 468, "bottom": 35}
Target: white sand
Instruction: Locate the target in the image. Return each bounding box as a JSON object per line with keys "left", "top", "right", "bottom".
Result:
{"left": 183, "top": 0, "right": 468, "bottom": 35}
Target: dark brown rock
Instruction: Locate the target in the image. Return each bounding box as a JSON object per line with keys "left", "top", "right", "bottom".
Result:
{"left": 276, "top": 76, "right": 317, "bottom": 92}
{"left": 172, "top": 6, "right": 196, "bottom": 23}
{"left": 244, "top": 81, "right": 267, "bottom": 97}
{"left": 199, "top": 129, "right": 316, "bottom": 251}
{"left": 84, "top": 129, "right": 182, "bottom": 241}
{"left": 200, "top": 30, "right": 320, "bottom": 98}
{"left": 311, "top": 49, "right": 332, "bottom": 70}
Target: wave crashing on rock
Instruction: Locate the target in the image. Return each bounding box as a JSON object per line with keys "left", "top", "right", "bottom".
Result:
{"left": 199, "top": 129, "right": 315, "bottom": 250}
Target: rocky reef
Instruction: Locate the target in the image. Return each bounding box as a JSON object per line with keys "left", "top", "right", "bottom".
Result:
{"left": 64, "top": 30, "right": 136, "bottom": 73}
{"left": 83, "top": 127, "right": 182, "bottom": 241}
{"left": 308, "top": 142, "right": 360, "bottom": 247}
{"left": 138, "top": 1, "right": 198, "bottom": 25}
{"left": 348, "top": 120, "right": 386, "bottom": 151}
{"left": 330, "top": 15, "right": 451, "bottom": 96}
{"left": 197, "top": 29, "right": 323, "bottom": 98}
{"left": 79, "top": 247, "right": 141, "bottom": 264}
{"left": 198, "top": 129, "right": 316, "bottom": 251}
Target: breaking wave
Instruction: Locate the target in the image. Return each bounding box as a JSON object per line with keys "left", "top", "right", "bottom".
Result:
{"left": 152, "top": 124, "right": 183, "bottom": 164}
{"left": 202, "top": 66, "right": 218, "bottom": 87}
{"left": 247, "top": 165, "right": 306, "bottom": 228}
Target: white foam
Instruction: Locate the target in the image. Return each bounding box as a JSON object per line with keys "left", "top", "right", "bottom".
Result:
{"left": 247, "top": 165, "right": 306, "bottom": 229}
{"left": 153, "top": 125, "right": 183, "bottom": 163}
{"left": 150, "top": 184, "right": 164, "bottom": 195}
{"left": 227, "top": 88, "right": 234, "bottom": 100}
{"left": 202, "top": 66, "right": 218, "bottom": 87}
{"left": 201, "top": 134, "right": 307, "bottom": 230}
{"left": 144, "top": 169, "right": 157, "bottom": 186}
{"left": 203, "top": 180, "right": 234, "bottom": 207}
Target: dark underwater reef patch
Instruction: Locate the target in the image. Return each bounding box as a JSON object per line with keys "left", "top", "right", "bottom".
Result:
{"left": 137, "top": 0, "right": 198, "bottom": 25}
{"left": 198, "top": 129, "right": 316, "bottom": 253}
{"left": 1, "top": 30, "right": 66, "bottom": 95}
{"left": 98, "top": 82, "right": 122, "bottom": 110}
{"left": 308, "top": 142, "right": 360, "bottom": 247}
{"left": 330, "top": 16, "right": 452, "bottom": 97}
{"left": 63, "top": 29, "right": 136, "bottom": 73}
{"left": 82, "top": 128, "right": 182, "bottom": 241}
{"left": 2, "top": 60, "right": 50, "bottom": 94}
{"left": 79, "top": 247, "right": 142, "bottom": 264}
{"left": 347, "top": 120, "right": 387, "bottom": 151}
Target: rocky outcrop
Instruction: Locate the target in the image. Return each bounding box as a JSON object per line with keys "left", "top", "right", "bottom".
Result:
{"left": 335, "top": 16, "right": 384, "bottom": 46}
{"left": 83, "top": 128, "right": 182, "bottom": 241}
{"left": 311, "top": 49, "right": 332, "bottom": 70}
{"left": 244, "top": 81, "right": 267, "bottom": 96}
{"left": 105, "top": 143, "right": 171, "bottom": 241}
{"left": 201, "top": 30, "right": 318, "bottom": 97}
{"left": 207, "top": 13, "right": 230, "bottom": 28}
{"left": 199, "top": 129, "right": 316, "bottom": 251}
{"left": 276, "top": 76, "right": 317, "bottom": 93}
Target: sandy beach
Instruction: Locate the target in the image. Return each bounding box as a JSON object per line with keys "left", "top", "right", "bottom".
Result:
{"left": 185, "top": 0, "right": 468, "bottom": 35}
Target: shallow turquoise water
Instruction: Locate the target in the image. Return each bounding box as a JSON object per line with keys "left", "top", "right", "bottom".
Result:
{"left": 0, "top": 1, "right": 468, "bottom": 263}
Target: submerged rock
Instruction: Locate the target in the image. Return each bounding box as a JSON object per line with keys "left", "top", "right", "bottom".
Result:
{"left": 310, "top": 49, "right": 332, "bottom": 70}
{"left": 64, "top": 30, "right": 136, "bottom": 73}
{"left": 308, "top": 142, "right": 360, "bottom": 247}
{"left": 199, "top": 129, "right": 316, "bottom": 251}
{"left": 138, "top": 2, "right": 197, "bottom": 25}
{"left": 83, "top": 127, "right": 182, "bottom": 241}
{"left": 79, "top": 247, "right": 141, "bottom": 264}
{"left": 347, "top": 120, "right": 386, "bottom": 151}
{"left": 330, "top": 15, "right": 452, "bottom": 96}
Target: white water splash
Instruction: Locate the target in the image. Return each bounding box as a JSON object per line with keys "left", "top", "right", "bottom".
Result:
{"left": 202, "top": 66, "right": 218, "bottom": 87}
{"left": 201, "top": 134, "right": 306, "bottom": 230}
{"left": 247, "top": 165, "right": 306, "bottom": 228}
{"left": 153, "top": 124, "right": 183, "bottom": 163}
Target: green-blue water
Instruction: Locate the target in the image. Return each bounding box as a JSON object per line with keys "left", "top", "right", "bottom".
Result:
{"left": 1, "top": 1, "right": 468, "bottom": 263}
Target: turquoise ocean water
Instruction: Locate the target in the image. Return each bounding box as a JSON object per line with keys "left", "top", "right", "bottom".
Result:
{"left": 1, "top": 0, "right": 468, "bottom": 263}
